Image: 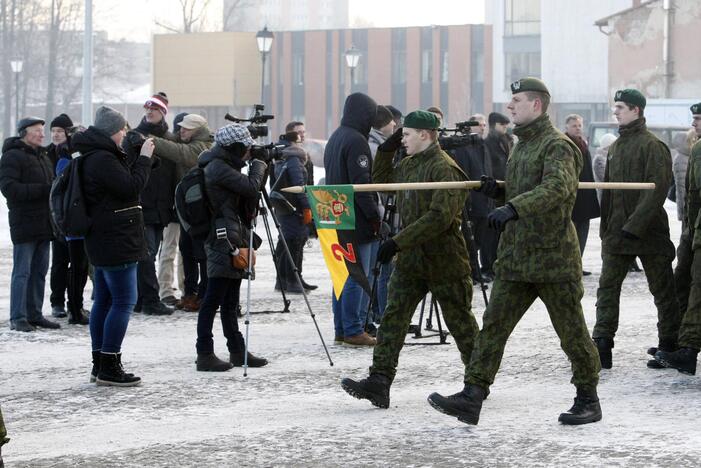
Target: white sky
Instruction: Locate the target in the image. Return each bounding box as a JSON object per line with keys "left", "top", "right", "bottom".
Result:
{"left": 95, "top": 0, "right": 485, "bottom": 42}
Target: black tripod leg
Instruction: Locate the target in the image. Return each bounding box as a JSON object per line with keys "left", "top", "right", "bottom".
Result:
{"left": 425, "top": 294, "right": 434, "bottom": 330}
{"left": 433, "top": 297, "right": 448, "bottom": 344}
{"left": 364, "top": 262, "right": 381, "bottom": 330}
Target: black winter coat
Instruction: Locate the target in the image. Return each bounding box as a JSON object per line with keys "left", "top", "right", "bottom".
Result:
{"left": 568, "top": 134, "right": 601, "bottom": 222}
{"left": 452, "top": 141, "right": 494, "bottom": 218}
{"left": 0, "top": 137, "right": 54, "bottom": 244}
{"left": 73, "top": 127, "right": 151, "bottom": 267}
{"left": 484, "top": 130, "right": 512, "bottom": 181}
{"left": 202, "top": 145, "right": 266, "bottom": 279}
{"left": 323, "top": 92, "right": 380, "bottom": 243}
{"left": 272, "top": 144, "right": 311, "bottom": 239}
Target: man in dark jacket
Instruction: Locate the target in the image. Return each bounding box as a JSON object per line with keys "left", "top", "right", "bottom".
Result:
{"left": 484, "top": 112, "right": 512, "bottom": 182}
{"left": 0, "top": 117, "right": 59, "bottom": 331}
{"left": 323, "top": 92, "right": 382, "bottom": 347}
{"left": 565, "top": 114, "right": 600, "bottom": 276}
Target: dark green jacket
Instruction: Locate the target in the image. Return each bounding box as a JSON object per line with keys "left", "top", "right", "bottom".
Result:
{"left": 151, "top": 126, "right": 213, "bottom": 180}
{"left": 686, "top": 140, "right": 701, "bottom": 249}
{"left": 495, "top": 113, "right": 582, "bottom": 283}
{"left": 373, "top": 142, "right": 471, "bottom": 280}
{"left": 600, "top": 118, "right": 674, "bottom": 257}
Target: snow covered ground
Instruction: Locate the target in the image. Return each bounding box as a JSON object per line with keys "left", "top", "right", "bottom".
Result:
{"left": 1, "top": 201, "right": 701, "bottom": 467}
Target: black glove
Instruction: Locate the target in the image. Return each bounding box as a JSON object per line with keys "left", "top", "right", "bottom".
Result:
{"left": 377, "top": 238, "right": 399, "bottom": 264}
{"left": 487, "top": 203, "right": 518, "bottom": 232}
{"left": 621, "top": 229, "right": 639, "bottom": 240}
{"left": 377, "top": 127, "right": 403, "bottom": 153}
{"left": 477, "top": 175, "right": 504, "bottom": 199}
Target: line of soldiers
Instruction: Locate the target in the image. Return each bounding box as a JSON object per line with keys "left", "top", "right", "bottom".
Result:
{"left": 341, "top": 77, "right": 701, "bottom": 426}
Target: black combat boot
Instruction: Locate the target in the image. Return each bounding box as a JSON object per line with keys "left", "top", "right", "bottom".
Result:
{"left": 646, "top": 339, "right": 677, "bottom": 369}
{"left": 655, "top": 347, "right": 698, "bottom": 375}
{"left": 427, "top": 384, "right": 487, "bottom": 425}
{"left": 90, "top": 350, "right": 100, "bottom": 383}
{"left": 196, "top": 353, "right": 234, "bottom": 372}
{"left": 558, "top": 387, "right": 602, "bottom": 425}
{"left": 341, "top": 373, "right": 391, "bottom": 409}
{"left": 96, "top": 352, "right": 141, "bottom": 387}
{"left": 230, "top": 351, "right": 269, "bottom": 368}
{"left": 593, "top": 337, "right": 614, "bottom": 369}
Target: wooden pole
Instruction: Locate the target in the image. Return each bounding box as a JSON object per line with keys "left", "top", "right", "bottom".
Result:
{"left": 281, "top": 181, "right": 656, "bottom": 194}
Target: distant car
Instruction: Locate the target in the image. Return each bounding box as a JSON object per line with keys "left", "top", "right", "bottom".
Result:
{"left": 588, "top": 122, "right": 689, "bottom": 153}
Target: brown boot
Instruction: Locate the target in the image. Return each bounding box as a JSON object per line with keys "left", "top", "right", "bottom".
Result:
{"left": 343, "top": 332, "right": 376, "bottom": 347}
{"left": 183, "top": 296, "right": 202, "bottom": 312}
{"left": 175, "top": 294, "right": 196, "bottom": 310}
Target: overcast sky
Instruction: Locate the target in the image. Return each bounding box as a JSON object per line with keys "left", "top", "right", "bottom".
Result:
{"left": 95, "top": 0, "right": 485, "bottom": 42}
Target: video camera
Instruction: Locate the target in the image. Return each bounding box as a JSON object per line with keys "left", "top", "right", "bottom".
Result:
{"left": 250, "top": 142, "right": 285, "bottom": 162}
{"left": 438, "top": 120, "right": 482, "bottom": 151}
{"left": 225, "top": 104, "right": 275, "bottom": 139}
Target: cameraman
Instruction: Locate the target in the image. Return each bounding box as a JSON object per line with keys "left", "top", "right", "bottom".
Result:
{"left": 195, "top": 124, "right": 269, "bottom": 372}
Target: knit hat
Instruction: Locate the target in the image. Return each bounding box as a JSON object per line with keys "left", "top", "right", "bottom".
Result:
{"left": 614, "top": 89, "right": 646, "bottom": 110}
{"left": 510, "top": 77, "right": 550, "bottom": 97}
{"left": 215, "top": 123, "right": 255, "bottom": 147}
{"left": 488, "top": 112, "right": 510, "bottom": 127}
{"left": 144, "top": 92, "right": 169, "bottom": 115}
{"left": 94, "top": 106, "right": 127, "bottom": 136}
{"left": 403, "top": 110, "right": 440, "bottom": 130}
{"left": 179, "top": 114, "right": 207, "bottom": 130}
{"left": 690, "top": 103, "right": 701, "bottom": 115}
{"left": 50, "top": 113, "right": 74, "bottom": 130}
{"left": 373, "top": 105, "right": 394, "bottom": 130}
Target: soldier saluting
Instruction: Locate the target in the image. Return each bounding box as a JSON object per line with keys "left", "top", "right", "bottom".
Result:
{"left": 428, "top": 77, "right": 602, "bottom": 426}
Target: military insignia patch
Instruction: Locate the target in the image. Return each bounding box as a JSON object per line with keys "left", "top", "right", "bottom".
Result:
{"left": 614, "top": 90, "right": 622, "bottom": 101}
{"left": 358, "top": 155, "right": 369, "bottom": 168}
{"left": 511, "top": 80, "right": 521, "bottom": 92}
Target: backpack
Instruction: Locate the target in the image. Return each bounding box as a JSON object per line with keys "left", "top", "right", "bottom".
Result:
{"left": 49, "top": 153, "right": 92, "bottom": 237}
{"left": 175, "top": 166, "right": 212, "bottom": 240}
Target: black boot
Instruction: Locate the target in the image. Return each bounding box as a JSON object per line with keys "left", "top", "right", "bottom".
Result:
{"left": 96, "top": 352, "right": 141, "bottom": 387}
{"left": 341, "top": 373, "right": 391, "bottom": 409}
{"left": 655, "top": 347, "right": 698, "bottom": 375}
{"left": 90, "top": 350, "right": 100, "bottom": 383}
{"left": 230, "top": 351, "right": 268, "bottom": 367}
{"left": 68, "top": 308, "right": 90, "bottom": 325}
{"left": 427, "top": 384, "right": 487, "bottom": 425}
{"left": 196, "top": 353, "right": 234, "bottom": 372}
{"left": 593, "top": 337, "right": 613, "bottom": 369}
{"left": 300, "top": 278, "right": 318, "bottom": 291}
{"left": 558, "top": 388, "right": 602, "bottom": 425}
{"left": 647, "top": 339, "right": 677, "bottom": 369}
{"left": 142, "top": 301, "right": 174, "bottom": 316}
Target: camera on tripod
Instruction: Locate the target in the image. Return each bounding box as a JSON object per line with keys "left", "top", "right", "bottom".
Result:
{"left": 438, "top": 120, "right": 482, "bottom": 151}
{"left": 250, "top": 142, "right": 285, "bottom": 162}
{"left": 225, "top": 104, "right": 275, "bottom": 139}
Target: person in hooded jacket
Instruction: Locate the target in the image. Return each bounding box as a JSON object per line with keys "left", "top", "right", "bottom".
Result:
{"left": 195, "top": 123, "right": 269, "bottom": 372}
{"left": 323, "top": 92, "right": 382, "bottom": 347}
{"left": 73, "top": 106, "right": 154, "bottom": 387}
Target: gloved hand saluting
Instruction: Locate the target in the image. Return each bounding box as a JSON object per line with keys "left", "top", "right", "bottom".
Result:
{"left": 487, "top": 203, "right": 519, "bottom": 232}
{"left": 477, "top": 175, "right": 504, "bottom": 199}
{"left": 377, "top": 238, "right": 399, "bottom": 264}
{"left": 377, "top": 127, "right": 403, "bottom": 153}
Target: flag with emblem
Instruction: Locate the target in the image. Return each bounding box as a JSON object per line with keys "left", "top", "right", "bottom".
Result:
{"left": 306, "top": 184, "right": 371, "bottom": 299}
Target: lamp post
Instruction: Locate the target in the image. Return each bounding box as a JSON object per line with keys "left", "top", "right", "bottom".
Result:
{"left": 256, "top": 26, "right": 274, "bottom": 104}
{"left": 10, "top": 59, "right": 23, "bottom": 128}
{"left": 344, "top": 44, "right": 361, "bottom": 92}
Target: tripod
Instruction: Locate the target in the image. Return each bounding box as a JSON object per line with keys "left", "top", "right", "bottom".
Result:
{"left": 405, "top": 294, "right": 450, "bottom": 345}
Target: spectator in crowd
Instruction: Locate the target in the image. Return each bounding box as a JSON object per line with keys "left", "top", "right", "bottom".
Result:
{"left": 592, "top": 133, "right": 617, "bottom": 203}
{"left": 427, "top": 106, "right": 444, "bottom": 126}
{"left": 287, "top": 121, "right": 315, "bottom": 187}
{"left": 470, "top": 113, "right": 488, "bottom": 139}
{"left": 672, "top": 129, "right": 698, "bottom": 223}
{"left": 195, "top": 124, "right": 269, "bottom": 371}
{"left": 368, "top": 105, "right": 396, "bottom": 157}
{"left": 73, "top": 105, "right": 154, "bottom": 386}
{"left": 46, "top": 113, "right": 74, "bottom": 318}
{"left": 1, "top": 117, "right": 59, "bottom": 332}
{"left": 564, "top": 114, "right": 600, "bottom": 276}
{"left": 324, "top": 93, "right": 381, "bottom": 346}
{"left": 385, "top": 105, "right": 403, "bottom": 127}
{"left": 484, "top": 112, "right": 512, "bottom": 182}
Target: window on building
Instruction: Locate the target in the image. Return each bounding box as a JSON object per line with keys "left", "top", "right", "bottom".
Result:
{"left": 504, "top": 51, "right": 541, "bottom": 88}
{"left": 504, "top": 0, "right": 540, "bottom": 36}
{"left": 421, "top": 49, "right": 432, "bottom": 83}
{"left": 441, "top": 51, "right": 449, "bottom": 83}
{"left": 293, "top": 53, "right": 304, "bottom": 86}
{"left": 392, "top": 50, "right": 406, "bottom": 84}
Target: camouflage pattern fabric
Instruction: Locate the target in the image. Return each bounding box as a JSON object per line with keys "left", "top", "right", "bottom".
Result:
{"left": 679, "top": 250, "right": 701, "bottom": 350}
{"left": 675, "top": 228, "right": 692, "bottom": 320}
{"left": 467, "top": 279, "right": 600, "bottom": 390}
{"left": 0, "top": 405, "right": 8, "bottom": 447}
{"left": 593, "top": 252, "right": 680, "bottom": 343}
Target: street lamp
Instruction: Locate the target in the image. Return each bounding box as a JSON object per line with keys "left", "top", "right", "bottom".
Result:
{"left": 344, "top": 44, "right": 361, "bottom": 90}
{"left": 256, "top": 26, "right": 274, "bottom": 103}
{"left": 10, "top": 58, "right": 23, "bottom": 128}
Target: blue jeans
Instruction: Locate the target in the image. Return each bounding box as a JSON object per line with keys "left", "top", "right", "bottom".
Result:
{"left": 10, "top": 240, "right": 50, "bottom": 325}
{"left": 90, "top": 264, "right": 138, "bottom": 353}
{"left": 332, "top": 241, "right": 376, "bottom": 337}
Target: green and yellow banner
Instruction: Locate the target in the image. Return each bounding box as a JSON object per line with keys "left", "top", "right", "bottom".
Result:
{"left": 306, "top": 185, "right": 371, "bottom": 299}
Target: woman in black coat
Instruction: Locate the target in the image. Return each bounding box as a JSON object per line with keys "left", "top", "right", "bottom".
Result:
{"left": 71, "top": 106, "right": 153, "bottom": 387}
{"left": 195, "top": 124, "right": 269, "bottom": 371}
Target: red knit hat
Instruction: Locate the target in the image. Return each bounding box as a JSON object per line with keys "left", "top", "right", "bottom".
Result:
{"left": 144, "top": 92, "right": 169, "bottom": 115}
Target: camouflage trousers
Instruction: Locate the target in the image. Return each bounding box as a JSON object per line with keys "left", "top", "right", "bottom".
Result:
{"left": 674, "top": 228, "right": 693, "bottom": 319}
{"left": 369, "top": 270, "right": 478, "bottom": 383}
{"left": 678, "top": 244, "right": 701, "bottom": 350}
{"left": 0, "top": 404, "right": 8, "bottom": 447}
{"left": 467, "top": 279, "right": 599, "bottom": 390}
{"left": 593, "top": 252, "right": 680, "bottom": 343}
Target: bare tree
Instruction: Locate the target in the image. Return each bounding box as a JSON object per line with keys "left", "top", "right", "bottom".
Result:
{"left": 155, "top": 0, "right": 212, "bottom": 34}
{"left": 222, "top": 0, "right": 254, "bottom": 31}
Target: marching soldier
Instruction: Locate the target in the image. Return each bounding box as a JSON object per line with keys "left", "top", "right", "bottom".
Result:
{"left": 592, "top": 89, "right": 680, "bottom": 370}
{"left": 340, "top": 110, "right": 479, "bottom": 408}
{"left": 428, "top": 77, "right": 602, "bottom": 426}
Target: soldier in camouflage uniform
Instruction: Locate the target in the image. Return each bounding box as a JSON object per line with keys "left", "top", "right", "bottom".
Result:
{"left": 591, "top": 89, "right": 680, "bottom": 370}
{"left": 428, "top": 77, "right": 602, "bottom": 426}
{"left": 655, "top": 103, "right": 701, "bottom": 375}
{"left": 340, "top": 110, "right": 479, "bottom": 409}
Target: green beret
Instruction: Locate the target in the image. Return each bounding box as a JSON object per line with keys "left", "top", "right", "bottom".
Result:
{"left": 404, "top": 110, "right": 440, "bottom": 130}
{"left": 510, "top": 77, "right": 550, "bottom": 97}
{"left": 691, "top": 103, "right": 701, "bottom": 115}
{"left": 614, "top": 89, "right": 646, "bottom": 110}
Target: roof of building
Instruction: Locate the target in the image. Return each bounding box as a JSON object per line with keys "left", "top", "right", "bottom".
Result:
{"left": 594, "top": 0, "right": 660, "bottom": 26}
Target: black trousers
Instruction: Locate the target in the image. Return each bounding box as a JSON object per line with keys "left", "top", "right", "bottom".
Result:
{"left": 137, "top": 224, "right": 164, "bottom": 306}
{"left": 179, "top": 225, "right": 208, "bottom": 297}
{"left": 574, "top": 219, "right": 590, "bottom": 257}
{"left": 473, "top": 216, "right": 498, "bottom": 274}
{"left": 50, "top": 239, "right": 70, "bottom": 307}
{"left": 66, "top": 239, "right": 90, "bottom": 313}
{"left": 196, "top": 277, "right": 244, "bottom": 355}
{"left": 274, "top": 236, "right": 305, "bottom": 287}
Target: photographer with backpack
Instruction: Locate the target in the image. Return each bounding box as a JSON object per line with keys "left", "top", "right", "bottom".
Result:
{"left": 71, "top": 106, "right": 154, "bottom": 386}
{"left": 194, "top": 123, "right": 269, "bottom": 372}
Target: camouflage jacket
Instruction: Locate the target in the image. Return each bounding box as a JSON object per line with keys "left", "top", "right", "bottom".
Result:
{"left": 373, "top": 142, "right": 471, "bottom": 280}
{"left": 495, "top": 113, "right": 582, "bottom": 283}
{"left": 600, "top": 118, "right": 675, "bottom": 257}
{"left": 686, "top": 140, "right": 701, "bottom": 249}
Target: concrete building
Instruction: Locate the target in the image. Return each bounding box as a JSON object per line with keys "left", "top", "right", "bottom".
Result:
{"left": 486, "top": 0, "right": 631, "bottom": 125}
{"left": 223, "top": 0, "right": 350, "bottom": 32}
